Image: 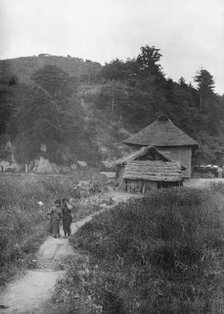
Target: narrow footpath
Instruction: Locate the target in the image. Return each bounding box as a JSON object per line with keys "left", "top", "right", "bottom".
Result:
{"left": 0, "top": 212, "right": 104, "bottom": 314}
{"left": 0, "top": 192, "right": 136, "bottom": 314}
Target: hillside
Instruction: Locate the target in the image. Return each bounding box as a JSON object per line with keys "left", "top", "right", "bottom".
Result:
{"left": 0, "top": 56, "right": 128, "bottom": 168}
{"left": 0, "top": 47, "right": 224, "bottom": 170}
{"left": 0, "top": 55, "right": 101, "bottom": 84}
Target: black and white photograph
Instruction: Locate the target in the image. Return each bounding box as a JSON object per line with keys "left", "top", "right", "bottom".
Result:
{"left": 0, "top": 0, "right": 224, "bottom": 313}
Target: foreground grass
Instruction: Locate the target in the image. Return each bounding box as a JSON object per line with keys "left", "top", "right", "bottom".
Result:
{"left": 0, "top": 170, "right": 99, "bottom": 288}
{"left": 48, "top": 183, "right": 224, "bottom": 313}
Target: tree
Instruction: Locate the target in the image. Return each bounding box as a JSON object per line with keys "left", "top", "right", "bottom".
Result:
{"left": 194, "top": 68, "right": 215, "bottom": 111}
{"left": 16, "top": 86, "right": 58, "bottom": 162}
{"left": 97, "top": 81, "right": 129, "bottom": 118}
{"left": 194, "top": 68, "right": 215, "bottom": 92}
{"left": 178, "top": 77, "right": 187, "bottom": 87}
{"left": 15, "top": 65, "right": 87, "bottom": 164}
{"left": 0, "top": 86, "right": 13, "bottom": 136}
{"left": 31, "top": 65, "right": 72, "bottom": 98}
{"left": 0, "top": 75, "right": 19, "bottom": 137}
{"left": 101, "top": 58, "right": 139, "bottom": 81}
{"left": 15, "top": 78, "right": 80, "bottom": 164}
{"left": 136, "top": 45, "right": 163, "bottom": 77}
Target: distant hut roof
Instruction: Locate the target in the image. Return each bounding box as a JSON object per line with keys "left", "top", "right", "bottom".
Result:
{"left": 123, "top": 160, "right": 183, "bottom": 182}
{"left": 113, "top": 146, "right": 172, "bottom": 167}
{"left": 124, "top": 115, "right": 198, "bottom": 147}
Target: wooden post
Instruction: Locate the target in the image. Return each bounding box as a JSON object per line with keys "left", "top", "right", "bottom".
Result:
{"left": 142, "top": 182, "right": 146, "bottom": 194}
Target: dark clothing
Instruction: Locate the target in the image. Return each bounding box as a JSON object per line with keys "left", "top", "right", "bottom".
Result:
{"left": 62, "top": 215, "right": 72, "bottom": 236}
{"left": 62, "top": 205, "right": 72, "bottom": 236}
{"left": 47, "top": 206, "right": 62, "bottom": 238}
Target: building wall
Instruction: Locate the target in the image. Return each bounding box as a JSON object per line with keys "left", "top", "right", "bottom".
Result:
{"left": 158, "top": 146, "right": 192, "bottom": 178}
{"left": 144, "top": 180, "right": 158, "bottom": 192}
{"left": 116, "top": 166, "right": 125, "bottom": 190}
{"left": 124, "top": 179, "right": 158, "bottom": 193}
{"left": 123, "top": 179, "right": 180, "bottom": 193}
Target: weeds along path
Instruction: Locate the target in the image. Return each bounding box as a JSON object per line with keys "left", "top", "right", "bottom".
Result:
{"left": 0, "top": 192, "right": 136, "bottom": 313}
{"left": 0, "top": 212, "right": 105, "bottom": 314}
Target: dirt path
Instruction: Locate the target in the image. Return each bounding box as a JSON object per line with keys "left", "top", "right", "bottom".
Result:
{"left": 0, "top": 212, "right": 105, "bottom": 314}
{"left": 0, "top": 192, "right": 136, "bottom": 314}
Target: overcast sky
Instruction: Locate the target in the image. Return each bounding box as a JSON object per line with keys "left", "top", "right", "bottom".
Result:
{"left": 0, "top": 0, "right": 223, "bottom": 94}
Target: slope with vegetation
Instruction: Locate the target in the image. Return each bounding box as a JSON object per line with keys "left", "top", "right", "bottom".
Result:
{"left": 0, "top": 46, "right": 224, "bottom": 169}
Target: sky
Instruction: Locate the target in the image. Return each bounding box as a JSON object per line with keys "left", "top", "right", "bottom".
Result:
{"left": 0, "top": 0, "right": 223, "bottom": 94}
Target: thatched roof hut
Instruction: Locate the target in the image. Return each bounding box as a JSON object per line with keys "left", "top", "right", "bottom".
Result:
{"left": 123, "top": 115, "right": 198, "bottom": 178}
{"left": 113, "top": 145, "right": 173, "bottom": 167}
{"left": 114, "top": 145, "right": 185, "bottom": 193}
{"left": 124, "top": 115, "right": 198, "bottom": 148}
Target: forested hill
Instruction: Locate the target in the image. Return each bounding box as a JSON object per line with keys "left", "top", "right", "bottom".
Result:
{"left": 0, "top": 54, "right": 101, "bottom": 84}
{"left": 0, "top": 46, "right": 224, "bottom": 169}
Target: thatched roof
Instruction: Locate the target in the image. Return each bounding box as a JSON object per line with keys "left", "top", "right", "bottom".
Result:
{"left": 124, "top": 115, "right": 198, "bottom": 147}
{"left": 123, "top": 160, "right": 183, "bottom": 182}
{"left": 113, "top": 146, "right": 172, "bottom": 167}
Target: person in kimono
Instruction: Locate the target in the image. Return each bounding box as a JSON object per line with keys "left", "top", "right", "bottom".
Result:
{"left": 47, "top": 199, "right": 62, "bottom": 238}
{"left": 61, "top": 198, "right": 73, "bottom": 237}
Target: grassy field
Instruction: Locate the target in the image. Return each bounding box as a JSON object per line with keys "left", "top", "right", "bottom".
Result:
{"left": 47, "top": 182, "right": 224, "bottom": 313}
{"left": 3, "top": 174, "right": 224, "bottom": 313}
{"left": 0, "top": 170, "right": 100, "bottom": 288}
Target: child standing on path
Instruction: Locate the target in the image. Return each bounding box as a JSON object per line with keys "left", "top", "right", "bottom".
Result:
{"left": 47, "top": 199, "right": 62, "bottom": 238}
{"left": 61, "top": 198, "right": 73, "bottom": 237}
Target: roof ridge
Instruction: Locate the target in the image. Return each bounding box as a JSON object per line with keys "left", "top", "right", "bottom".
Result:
{"left": 124, "top": 117, "right": 198, "bottom": 147}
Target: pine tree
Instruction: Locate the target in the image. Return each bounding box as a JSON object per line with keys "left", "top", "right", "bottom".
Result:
{"left": 194, "top": 68, "right": 215, "bottom": 111}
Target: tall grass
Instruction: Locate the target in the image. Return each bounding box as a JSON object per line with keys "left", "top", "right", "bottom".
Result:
{"left": 0, "top": 171, "right": 97, "bottom": 287}
{"left": 61, "top": 184, "right": 224, "bottom": 313}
